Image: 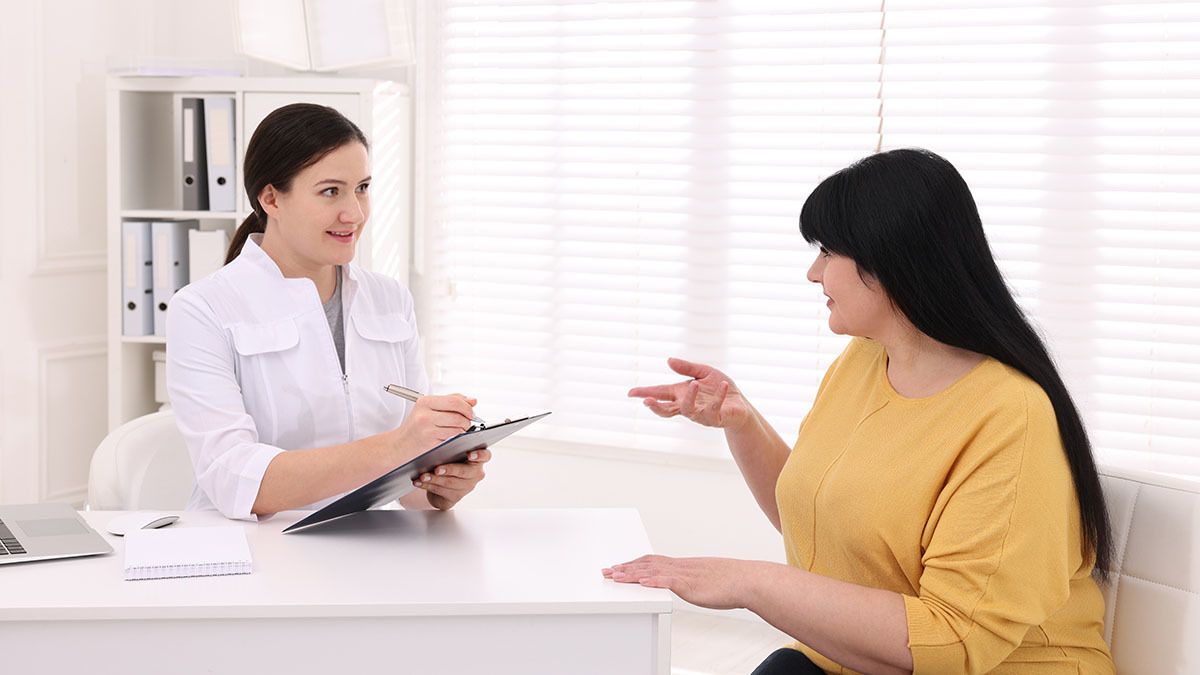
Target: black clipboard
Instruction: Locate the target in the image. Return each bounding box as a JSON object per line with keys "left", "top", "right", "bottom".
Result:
{"left": 282, "top": 412, "right": 551, "bottom": 533}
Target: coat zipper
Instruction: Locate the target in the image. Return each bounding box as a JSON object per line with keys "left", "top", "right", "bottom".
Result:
{"left": 343, "top": 372, "right": 355, "bottom": 443}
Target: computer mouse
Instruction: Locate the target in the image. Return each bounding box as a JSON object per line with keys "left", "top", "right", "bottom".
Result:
{"left": 105, "top": 512, "right": 180, "bottom": 537}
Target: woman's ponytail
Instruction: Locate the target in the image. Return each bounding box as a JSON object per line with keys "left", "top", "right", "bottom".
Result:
{"left": 225, "top": 210, "right": 266, "bottom": 264}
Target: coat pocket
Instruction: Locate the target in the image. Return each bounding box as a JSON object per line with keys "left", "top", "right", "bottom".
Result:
{"left": 350, "top": 313, "right": 415, "bottom": 344}
{"left": 230, "top": 318, "right": 300, "bottom": 356}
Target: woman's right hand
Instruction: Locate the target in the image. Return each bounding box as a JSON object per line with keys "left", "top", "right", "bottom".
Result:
{"left": 393, "top": 394, "right": 477, "bottom": 455}
{"left": 628, "top": 358, "right": 752, "bottom": 431}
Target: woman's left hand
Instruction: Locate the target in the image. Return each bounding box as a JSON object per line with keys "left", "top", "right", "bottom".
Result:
{"left": 413, "top": 448, "right": 492, "bottom": 510}
{"left": 603, "top": 555, "right": 759, "bottom": 610}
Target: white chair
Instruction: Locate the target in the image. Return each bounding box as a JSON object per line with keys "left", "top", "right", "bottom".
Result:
{"left": 87, "top": 410, "right": 195, "bottom": 511}
{"left": 1099, "top": 464, "right": 1200, "bottom": 674}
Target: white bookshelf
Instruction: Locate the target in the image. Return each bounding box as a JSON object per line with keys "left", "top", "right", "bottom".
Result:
{"left": 106, "top": 76, "right": 411, "bottom": 430}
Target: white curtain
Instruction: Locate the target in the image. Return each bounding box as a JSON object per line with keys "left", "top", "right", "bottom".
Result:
{"left": 415, "top": 1, "right": 1200, "bottom": 468}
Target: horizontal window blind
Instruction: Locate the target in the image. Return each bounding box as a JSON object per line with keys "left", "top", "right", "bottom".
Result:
{"left": 878, "top": 0, "right": 1200, "bottom": 466}
{"left": 416, "top": 1, "right": 1199, "bottom": 465}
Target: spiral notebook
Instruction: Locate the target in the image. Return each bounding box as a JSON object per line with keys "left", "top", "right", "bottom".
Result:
{"left": 124, "top": 526, "right": 253, "bottom": 581}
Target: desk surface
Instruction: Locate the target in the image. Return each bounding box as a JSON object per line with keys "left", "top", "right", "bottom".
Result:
{"left": 0, "top": 508, "right": 673, "bottom": 621}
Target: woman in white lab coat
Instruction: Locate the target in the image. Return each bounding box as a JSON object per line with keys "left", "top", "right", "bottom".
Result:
{"left": 166, "top": 103, "right": 488, "bottom": 521}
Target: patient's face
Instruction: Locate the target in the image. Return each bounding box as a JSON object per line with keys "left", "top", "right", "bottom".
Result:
{"left": 806, "top": 249, "right": 893, "bottom": 337}
{"left": 267, "top": 142, "right": 371, "bottom": 269}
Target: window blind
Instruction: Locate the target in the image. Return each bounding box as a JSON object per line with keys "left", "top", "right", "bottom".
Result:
{"left": 415, "top": 1, "right": 1199, "bottom": 466}
{"left": 878, "top": 0, "right": 1200, "bottom": 466}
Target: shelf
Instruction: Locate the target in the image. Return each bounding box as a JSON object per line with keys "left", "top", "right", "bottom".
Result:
{"left": 121, "top": 336, "right": 167, "bottom": 345}
{"left": 109, "top": 76, "right": 401, "bottom": 96}
{"left": 107, "top": 75, "right": 409, "bottom": 431}
{"left": 121, "top": 209, "right": 242, "bottom": 220}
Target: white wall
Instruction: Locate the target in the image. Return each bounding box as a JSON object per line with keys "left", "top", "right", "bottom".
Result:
{"left": 0, "top": 0, "right": 259, "bottom": 503}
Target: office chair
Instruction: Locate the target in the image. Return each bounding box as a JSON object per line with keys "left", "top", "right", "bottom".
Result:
{"left": 87, "top": 410, "right": 194, "bottom": 510}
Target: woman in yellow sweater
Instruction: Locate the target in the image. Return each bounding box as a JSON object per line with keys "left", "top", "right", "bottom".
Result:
{"left": 604, "top": 149, "right": 1116, "bottom": 675}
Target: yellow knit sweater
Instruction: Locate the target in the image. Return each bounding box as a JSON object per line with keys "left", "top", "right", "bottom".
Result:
{"left": 775, "top": 338, "right": 1114, "bottom": 674}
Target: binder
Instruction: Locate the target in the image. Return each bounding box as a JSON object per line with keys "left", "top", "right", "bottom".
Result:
{"left": 151, "top": 220, "right": 200, "bottom": 336}
{"left": 203, "top": 96, "right": 236, "bottom": 212}
{"left": 188, "top": 228, "right": 230, "bottom": 284}
{"left": 121, "top": 221, "right": 154, "bottom": 336}
{"left": 181, "top": 97, "right": 209, "bottom": 210}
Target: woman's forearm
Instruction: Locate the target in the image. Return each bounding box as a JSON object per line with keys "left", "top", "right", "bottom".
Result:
{"left": 251, "top": 431, "right": 407, "bottom": 515}
{"left": 745, "top": 561, "right": 913, "bottom": 675}
{"left": 725, "top": 405, "right": 792, "bottom": 530}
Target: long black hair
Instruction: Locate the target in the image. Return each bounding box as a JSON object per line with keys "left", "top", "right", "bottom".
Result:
{"left": 800, "top": 148, "right": 1112, "bottom": 579}
{"left": 225, "top": 103, "right": 369, "bottom": 263}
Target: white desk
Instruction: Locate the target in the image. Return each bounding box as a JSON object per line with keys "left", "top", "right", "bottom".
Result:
{"left": 0, "top": 508, "right": 673, "bottom": 674}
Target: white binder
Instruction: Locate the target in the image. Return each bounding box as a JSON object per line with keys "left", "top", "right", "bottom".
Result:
{"left": 188, "top": 228, "right": 230, "bottom": 284}
{"left": 121, "top": 221, "right": 154, "bottom": 336}
{"left": 203, "top": 96, "right": 237, "bottom": 212}
{"left": 151, "top": 220, "right": 200, "bottom": 336}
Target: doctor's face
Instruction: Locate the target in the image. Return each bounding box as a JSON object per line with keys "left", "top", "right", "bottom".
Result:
{"left": 268, "top": 141, "right": 371, "bottom": 268}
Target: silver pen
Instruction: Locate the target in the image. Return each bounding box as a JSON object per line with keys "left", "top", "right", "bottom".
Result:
{"left": 383, "top": 384, "right": 487, "bottom": 427}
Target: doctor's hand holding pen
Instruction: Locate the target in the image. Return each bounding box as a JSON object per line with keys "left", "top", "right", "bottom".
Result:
{"left": 386, "top": 387, "right": 492, "bottom": 511}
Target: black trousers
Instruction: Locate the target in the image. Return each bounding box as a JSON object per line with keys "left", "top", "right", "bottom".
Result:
{"left": 750, "top": 648, "right": 827, "bottom": 675}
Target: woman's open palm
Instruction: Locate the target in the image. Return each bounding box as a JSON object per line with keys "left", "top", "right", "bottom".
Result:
{"left": 628, "top": 358, "right": 751, "bottom": 430}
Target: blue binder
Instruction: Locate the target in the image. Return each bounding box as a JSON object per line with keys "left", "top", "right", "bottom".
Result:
{"left": 121, "top": 221, "right": 154, "bottom": 336}
{"left": 151, "top": 220, "right": 200, "bottom": 336}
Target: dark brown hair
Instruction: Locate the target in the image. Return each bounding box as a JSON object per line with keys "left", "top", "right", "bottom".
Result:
{"left": 225, "top": 103, "right": 368, "bottom": 263}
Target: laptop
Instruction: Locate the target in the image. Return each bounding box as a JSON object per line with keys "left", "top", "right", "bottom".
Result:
{"left": 0, "top": 503, "right": 112, "bottom": 565}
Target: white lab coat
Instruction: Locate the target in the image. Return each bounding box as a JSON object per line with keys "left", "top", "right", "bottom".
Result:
{"left": 166, "top": 234, "right": 429, "bottom": 520}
